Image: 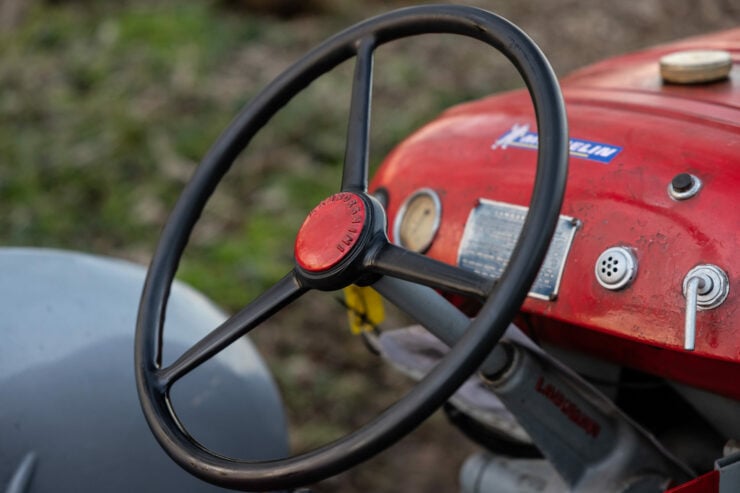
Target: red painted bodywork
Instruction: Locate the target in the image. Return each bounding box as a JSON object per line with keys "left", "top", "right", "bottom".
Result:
{"left": 666, "top": 470, "right": 719, "bottom": 493}
{"left": 371, "top": 29, "right": 740, "bottom": 400}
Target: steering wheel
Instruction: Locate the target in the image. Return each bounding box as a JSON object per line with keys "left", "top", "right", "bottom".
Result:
{"left": 135, "top": 4, "right": 567, "bottom": 491}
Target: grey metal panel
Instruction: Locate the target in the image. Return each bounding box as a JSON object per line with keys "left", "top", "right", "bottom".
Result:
{"left": 717, "top": 452, "right": 740, "bottom": 493}
{"left": 460, "top": 452, "right": 566, "bottom": 493}
{"left": 0, "top": 248, "right": 288, "bottom": 492}
{"left": 457, "top": 199, "right": 578, "bottom": 301}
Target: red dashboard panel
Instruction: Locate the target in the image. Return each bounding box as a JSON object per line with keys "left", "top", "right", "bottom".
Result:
{"left": 371, "top": 29, "right": 740, "bottom": 399}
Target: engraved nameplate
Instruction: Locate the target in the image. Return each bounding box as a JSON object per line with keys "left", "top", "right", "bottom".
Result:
{"left": 457, "top": 199, "right": 579, "bottom": 300}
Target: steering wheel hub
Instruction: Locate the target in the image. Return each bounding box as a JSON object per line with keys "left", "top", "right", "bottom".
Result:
{"left": 295, "top": 192, "right": 367, "bottom": 273}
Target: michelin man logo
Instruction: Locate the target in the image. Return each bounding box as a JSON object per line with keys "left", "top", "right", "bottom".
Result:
{"left": 492, "top": 123, "right": 530, "bottom": 150}
{"left": 492, "top": 123, "right": 622, "bottom": 164}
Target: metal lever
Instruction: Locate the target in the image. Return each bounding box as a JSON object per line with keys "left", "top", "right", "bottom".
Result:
{"left": 682, "top": 264, "right": 730, "bottom": 351}
{"left": 683, "top": 275, "right": 709, "bottom": 350}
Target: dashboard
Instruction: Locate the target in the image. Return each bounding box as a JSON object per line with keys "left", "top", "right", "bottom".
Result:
{"left": 370, "top": 29, "right": 740, "bottom": 399}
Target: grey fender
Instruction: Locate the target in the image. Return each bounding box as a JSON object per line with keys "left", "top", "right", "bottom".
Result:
{"left": 0, "top": 248, "right": 289, "bottom": 492}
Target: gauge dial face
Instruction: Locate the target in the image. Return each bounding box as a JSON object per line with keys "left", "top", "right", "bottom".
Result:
{"left": 393, "top": 189, "right": 441, "bottom": 253}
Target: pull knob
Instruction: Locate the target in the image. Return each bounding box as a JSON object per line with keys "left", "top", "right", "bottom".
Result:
{"left": 682, "top": 265, "right": 729, "bottom": 351}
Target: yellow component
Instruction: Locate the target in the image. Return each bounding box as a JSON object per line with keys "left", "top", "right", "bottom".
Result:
{"left": 343, "top": 285, "right": 385, "bottom": 334}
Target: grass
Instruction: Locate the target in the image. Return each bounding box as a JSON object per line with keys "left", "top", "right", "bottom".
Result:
{"left": 0, "top": 1, "right": 515, "bottom": 307}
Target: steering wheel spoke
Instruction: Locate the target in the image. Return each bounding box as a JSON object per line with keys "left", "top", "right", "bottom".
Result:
{"left": 340, "top": 36, "right": 375, "bottom": 193}
{"left": 157, "top": 272, "right": 306, "bottom": 389}
{"left": 367, "top": 242, "right": 494, "bottom": 302}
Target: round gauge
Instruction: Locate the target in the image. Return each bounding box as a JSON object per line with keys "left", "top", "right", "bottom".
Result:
{"left": 393, "top": 188, "right": 441, "bottom": 253}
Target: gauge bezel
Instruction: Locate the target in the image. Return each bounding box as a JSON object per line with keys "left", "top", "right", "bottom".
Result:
{"left": 392, "top": 188, "right": 442, "bottom": 253}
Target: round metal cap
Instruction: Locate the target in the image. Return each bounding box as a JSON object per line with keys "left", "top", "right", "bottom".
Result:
{"left": 595, "top": 246, "right": 637, "bottom": 291}
{"left": 660, "top": 50, "right": 732, "bottom": 84}
{"left": 294, "top": 192, "right": 366, "bottom": 272}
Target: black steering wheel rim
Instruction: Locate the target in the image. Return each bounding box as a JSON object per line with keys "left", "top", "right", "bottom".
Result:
{"left": 135, "top": 5, "right": 568, "bottom": 491}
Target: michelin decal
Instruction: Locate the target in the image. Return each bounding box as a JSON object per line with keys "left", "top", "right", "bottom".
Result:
{"left": 493, "top": 124, "right": 622, "bottom": 164}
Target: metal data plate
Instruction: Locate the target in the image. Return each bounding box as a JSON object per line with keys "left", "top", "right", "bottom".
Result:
{"left": 457, "top": 199, "right": 579, "bottom": 300}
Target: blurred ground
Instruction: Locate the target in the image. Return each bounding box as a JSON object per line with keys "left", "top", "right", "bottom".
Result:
{"left": 0, "top": 0, "right": 737, "bottom": 491}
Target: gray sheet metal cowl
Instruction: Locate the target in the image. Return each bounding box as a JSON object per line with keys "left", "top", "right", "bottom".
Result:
{"left": 0, "top": 248, "right": 288, "bottom": 492}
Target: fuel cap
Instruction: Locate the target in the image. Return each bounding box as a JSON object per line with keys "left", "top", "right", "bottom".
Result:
{"left": 660, "top": 50, "right": 732, "bottom": 84}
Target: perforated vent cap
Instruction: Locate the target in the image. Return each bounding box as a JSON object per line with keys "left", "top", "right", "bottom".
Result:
{"left": 595, "top": 246, "right": 637, "bottom": 290}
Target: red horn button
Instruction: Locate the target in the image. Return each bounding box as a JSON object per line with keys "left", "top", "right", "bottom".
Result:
{"left": 294, "top": 192, "right": 367, "bottom": 273}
